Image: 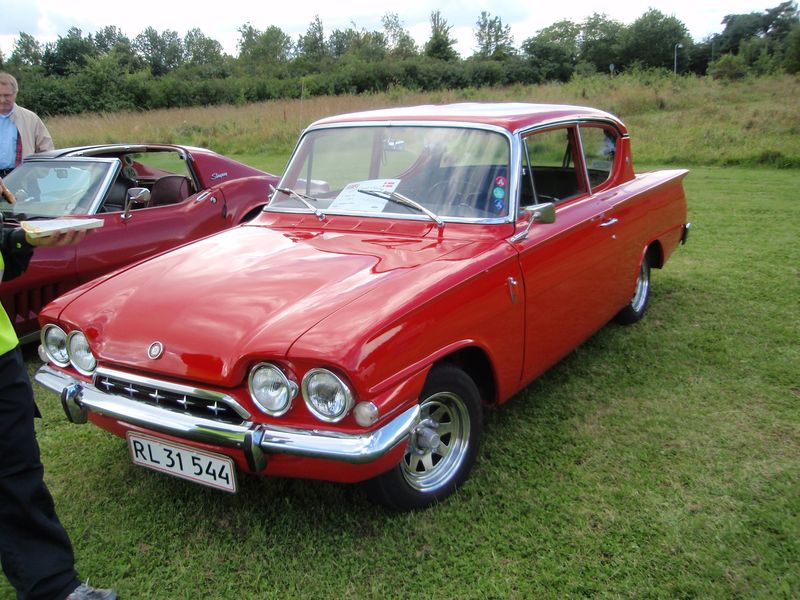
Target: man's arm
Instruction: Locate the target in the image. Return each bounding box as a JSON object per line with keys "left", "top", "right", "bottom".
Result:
{"left": 34, "top": 117, "right": 54, "bottom": 153}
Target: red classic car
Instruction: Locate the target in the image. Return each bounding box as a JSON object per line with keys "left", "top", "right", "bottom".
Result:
{"left": 35, "top": 104, "right": 690, "bottom": 510}
{"left": 1, "top": 143, "right": 279, "bottom": 341}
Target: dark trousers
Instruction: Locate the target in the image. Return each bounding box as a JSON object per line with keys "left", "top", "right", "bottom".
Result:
{"left": 0, "top": 346, "right": 80, "bottom": 600}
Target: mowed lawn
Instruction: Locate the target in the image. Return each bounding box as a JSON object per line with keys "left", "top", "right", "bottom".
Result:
{"left": 4, "top": 165, "right": 797, "bottom": 599}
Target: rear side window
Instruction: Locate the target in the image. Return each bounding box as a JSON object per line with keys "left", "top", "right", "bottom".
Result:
{"left": 579, "top": 125, "right": 618, "bottom": 191}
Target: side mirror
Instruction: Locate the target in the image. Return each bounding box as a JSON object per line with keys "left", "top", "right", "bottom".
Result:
{"left": 510, "top": 202, "right": 556, "bottom": 243}
{"left": 122, "top": 187, "right": 151, "bottom": 220}
{"left": 530, "top": 202, "right": 555, "bottom": 224}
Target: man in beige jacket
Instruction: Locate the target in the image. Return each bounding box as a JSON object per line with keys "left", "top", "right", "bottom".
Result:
{"left": 0, "top": 72, "right": 54, "bottom": 177}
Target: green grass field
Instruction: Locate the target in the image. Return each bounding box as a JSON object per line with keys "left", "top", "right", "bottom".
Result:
{"left": 3, "top": 165, "right": 796, "bottom": 599}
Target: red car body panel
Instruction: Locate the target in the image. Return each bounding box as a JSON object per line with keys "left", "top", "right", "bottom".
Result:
{"left": 35, "top": 104, "right": 689, "bottom": 491}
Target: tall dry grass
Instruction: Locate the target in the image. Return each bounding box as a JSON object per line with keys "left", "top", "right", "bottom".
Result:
{"left": 45, "top": 74, "right": 800, "bottom": 169}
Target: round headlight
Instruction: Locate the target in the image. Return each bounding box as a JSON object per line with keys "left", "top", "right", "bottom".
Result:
{"left": 248, "top": 363, "right": 297, "bottom": 416}
{"left": 67, "top": 330, "right": 96, "bottom": 375}
{"left": 302, "top": 368, "right": 354, "bottom": 423}
{"left": 42, "top": 325, "right": 69, "bottom": 366}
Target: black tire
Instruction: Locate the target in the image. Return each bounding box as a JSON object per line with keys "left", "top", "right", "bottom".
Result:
{"left": 615, "top": 253, "right": 651, "bottom": 325}
{"left": 364, "top": 364, "right": 482, "bottom": 511}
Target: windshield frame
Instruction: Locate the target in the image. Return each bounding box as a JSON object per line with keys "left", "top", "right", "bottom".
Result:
{"left": 266, "top": 121, "right": 518, "bottom": 225}
{"left": 0, "top": 156, "right": 120, "bottom": 219}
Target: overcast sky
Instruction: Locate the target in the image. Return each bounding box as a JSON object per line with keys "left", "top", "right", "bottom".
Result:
{"left": 0, "top": 0, "right": 779, "bottom": 59}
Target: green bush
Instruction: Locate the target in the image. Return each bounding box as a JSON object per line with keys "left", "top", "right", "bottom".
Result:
{"left": 708, "top": 53, "right": 749, "bottom": 80}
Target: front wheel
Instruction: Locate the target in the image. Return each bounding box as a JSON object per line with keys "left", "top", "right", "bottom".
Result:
{"left": 364, "top": 365, "right": 482, "bottom": 511}
{"left": 615, "top": 253, "right": 651, "bottom": 325}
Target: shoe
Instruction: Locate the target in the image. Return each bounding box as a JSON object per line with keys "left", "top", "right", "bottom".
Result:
{"left": 66, "top": 582, "right": 118, "bottom": 600}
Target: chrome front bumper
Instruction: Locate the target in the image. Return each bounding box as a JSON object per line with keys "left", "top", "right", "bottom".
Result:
{"left": 35, "top": 365, "right": 419, "bottom": 472}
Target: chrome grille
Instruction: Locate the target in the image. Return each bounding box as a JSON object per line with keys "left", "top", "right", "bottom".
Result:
{"left": 93, "top": 372, "right": 246, "bottom": 425}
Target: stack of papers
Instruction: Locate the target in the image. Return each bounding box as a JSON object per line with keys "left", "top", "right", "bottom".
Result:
{"left": 20, "top": 218, "right": 104, "bottom": 238}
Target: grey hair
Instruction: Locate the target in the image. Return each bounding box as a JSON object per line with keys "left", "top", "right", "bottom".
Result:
{"left": 0, "top": 73, "right": 18, "bottom": 93}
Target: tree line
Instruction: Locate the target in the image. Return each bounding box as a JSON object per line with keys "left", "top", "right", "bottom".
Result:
{"left": 1, "top": 3, "right": 798, "bottom": 117}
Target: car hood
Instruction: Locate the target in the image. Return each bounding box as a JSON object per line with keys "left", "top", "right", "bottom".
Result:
{"left": 59, "top": 222, "right": 489, "bottom": 386}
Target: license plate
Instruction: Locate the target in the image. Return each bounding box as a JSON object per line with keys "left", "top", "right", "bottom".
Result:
{"left": 127, "top": 432, "right": 237, "bottom": 493}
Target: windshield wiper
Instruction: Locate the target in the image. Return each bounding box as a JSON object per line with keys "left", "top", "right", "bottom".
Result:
{"left": 271, "top": 185, "right": 325, "bottom": 221}
{"left": 358, "top": 189, "right": 444, "bottom": 229}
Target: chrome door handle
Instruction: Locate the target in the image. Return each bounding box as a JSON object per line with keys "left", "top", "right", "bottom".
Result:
{"left": 600, "top": 217, "right": 619, "bottom": 227}
{"left": 507, "top": 277, "right": 518, "bottom": 304}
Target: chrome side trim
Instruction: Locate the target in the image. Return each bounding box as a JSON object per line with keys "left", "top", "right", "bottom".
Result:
{"left": 36, "top": 365, "right": 419, "bottom": 465}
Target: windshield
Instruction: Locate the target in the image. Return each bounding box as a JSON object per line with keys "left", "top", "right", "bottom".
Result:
{"left": 0, "top": 158, "right": 116, "bottom": 219}
{"left": 269, "top": 125, "right": 511, "bottom": 221}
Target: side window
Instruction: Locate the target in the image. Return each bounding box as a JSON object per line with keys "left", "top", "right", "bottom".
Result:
{"left": 521, "top": 127, "right": 586, "bottom": 209}
{"left": 579, "top": 125, "right": 618, "bottom": 191}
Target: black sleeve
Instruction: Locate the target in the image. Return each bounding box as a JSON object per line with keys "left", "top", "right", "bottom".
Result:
{"left": 1, "top": 226, "right": 35, "bottom": 282}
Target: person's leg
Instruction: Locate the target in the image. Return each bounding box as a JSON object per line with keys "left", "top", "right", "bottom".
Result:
{"left": 0, "top": 347, "right": 81, "bottom": 600}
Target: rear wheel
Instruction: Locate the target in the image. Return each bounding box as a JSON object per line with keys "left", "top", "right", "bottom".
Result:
{"left": 615, "top": 253, "right": 651, "bottom": 325}
{"left": 364, "top": 364, "right": 482, "bottom": 510}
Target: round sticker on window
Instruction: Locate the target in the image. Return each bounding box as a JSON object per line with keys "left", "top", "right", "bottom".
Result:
{"left": 493, "top": 186, "right": 505, "bottom": 199}
{"left": 492, "top": 197, "right": 505, "bottom": 213}
{"left": 495, "top": 175, "right": 507, "bottom": 188}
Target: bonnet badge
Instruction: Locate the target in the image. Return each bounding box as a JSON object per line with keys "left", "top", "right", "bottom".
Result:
{"left": 148, "top": 341, "right": 164, "bottom": 360}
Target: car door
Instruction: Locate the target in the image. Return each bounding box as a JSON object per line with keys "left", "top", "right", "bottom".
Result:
{"left": 512, "top": 124, "right": 628, "bottom": 384}
{"left": 74, "top": 187, "right": 229, "bottom": 284}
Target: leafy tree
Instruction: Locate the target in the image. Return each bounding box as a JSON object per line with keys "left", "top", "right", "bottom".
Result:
{"left": 714, "top": 2, "right": 798, "bottom": 55}
{"left": 184, "top": 28, "right": 224, "bottom": 66}
{"left": 382, "top": 13, "right": 417, "bottom": 59}
{"left": 534, "top": 19, "right": 581, "bottom": 62}
{"left": 328, "top": 25, "right": 386, "bottom": 62}
{"left": 520, "top": 20, "right": 580, "bottom": 81}
{"left": 717, "top": 12, "right": 765, "bottom": 55}
{"left": 738, "top": 36, "right": 780, "bottom": 73}
{"left": 617, "top": 9, "right": 689, "bottom": 70}
{"left": 237, "top": 23, "right": 293, "bottom": 67}
{"left": 762, "top": 1, "right": 799, "bottom": 41}
{"left": 89, "top": 26, "right": 141, "bottom": 73}
{"left": 134, "top": 27, "right": 184, "bottom": 76}
{"left": 327, "top": 27, "right": 357, "bottom": 59}
{"left": 424, "top": 11, "right": 458, "bottom": 61}
{"left": 296, "top": 15, "right": 328, "bottom": 72}
{"left": 579, "top": 13, "right": 624, "bottom": 73}
{"left": 9, "top": 32, "right": 44, "bottom": 68}
{"left": 473, "top": 11, "right": 514, "bottom": 60}
{"left": 94, "top": 26, "right": 128, "bottom": 53}
{"left": 520, "top": 37, "right": 575, "bottom": 82}
{"left": 42, "top": 27, "right": 97, "bottom": 76}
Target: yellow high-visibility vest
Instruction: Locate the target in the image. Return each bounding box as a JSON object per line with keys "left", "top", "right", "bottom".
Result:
{"left": 0, "top": 252, "right": 19, "bottom": 354}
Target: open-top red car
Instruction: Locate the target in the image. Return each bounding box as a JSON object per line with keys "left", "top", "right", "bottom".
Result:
{"left": 36, "top": 104, "right": 690, "bottom": 510}
{"left": 1, "top": 143, "right": 278, "bottom": 341}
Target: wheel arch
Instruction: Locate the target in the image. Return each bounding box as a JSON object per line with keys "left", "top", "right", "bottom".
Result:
{"left": 433, "top": 345, "right": 497, "bottom": 407}
{"left": 644, "top": 239, "right": 664, "bottom": 269}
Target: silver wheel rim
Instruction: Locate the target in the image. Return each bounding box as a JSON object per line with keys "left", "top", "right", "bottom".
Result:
{"left": 402, "top": 391, "right": 471, "bottom": 492}
{"left": 631, "top": 261, "right": 650, "bottom": 313}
